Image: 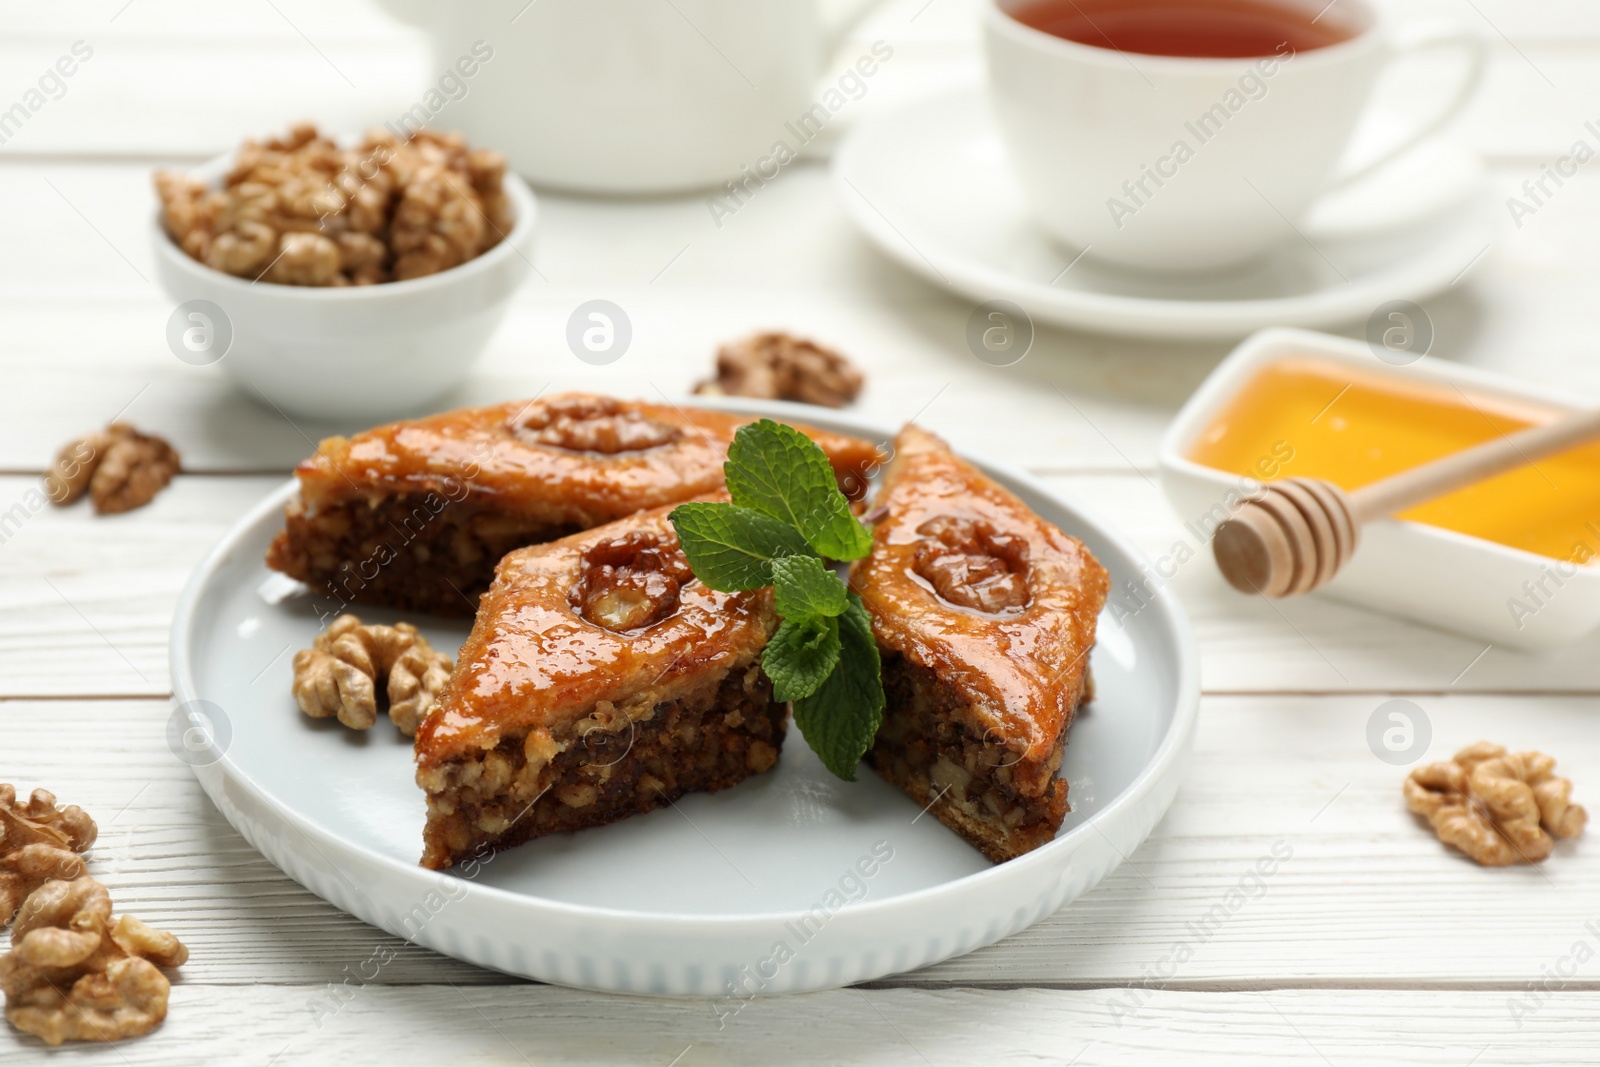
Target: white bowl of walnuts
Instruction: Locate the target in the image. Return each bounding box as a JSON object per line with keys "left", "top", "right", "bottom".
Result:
{"left": 152, "top": 124, "right": 538, "bottom": 423}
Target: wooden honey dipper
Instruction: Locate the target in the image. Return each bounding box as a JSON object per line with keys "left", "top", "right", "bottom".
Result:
{"left": 1212, "top": 407, "right": 1600, "bottom": 597}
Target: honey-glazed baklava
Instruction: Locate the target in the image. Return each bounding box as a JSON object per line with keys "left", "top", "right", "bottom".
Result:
{"left": 850, "top": 426, "right": 1108, "bottom": 861}
{"left": 265, "top": 393, "right": 879, "bottom": 615}
{"left": 414, "top": 500, "right": 784, "bottom": 870}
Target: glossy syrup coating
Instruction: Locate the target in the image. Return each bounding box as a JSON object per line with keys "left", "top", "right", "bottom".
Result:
{"left": 849, "top": 425, "right": 1109, "bottom": 776}
{"left": 414, "top": 500, "right": 777, "bottom": 766}
{"left": 292, "top": 393, "right": 882, "bottom": 523}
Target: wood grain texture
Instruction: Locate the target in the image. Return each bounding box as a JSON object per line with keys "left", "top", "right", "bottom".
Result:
{"left": 6, "top": 985, "right": 1600, "bottom": 1065}
{"left": 3, "top": 474, "right": 1596, "bottom": 699}
{"left": 3, "top": 163, "right": 1600, "bottom": 476}
{"left": 3, "top": 694, "right": 1595, "bottom": 992}
{"left": 0, "top": 474, "right": 284, "bottom": 696}
{"left": 0, "top": 157, "right": 1215, "bottom": 475}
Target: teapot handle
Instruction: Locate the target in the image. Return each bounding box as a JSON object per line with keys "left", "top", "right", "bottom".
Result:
{"left": 821, "top": 0, "right": 893, "bottom": 55}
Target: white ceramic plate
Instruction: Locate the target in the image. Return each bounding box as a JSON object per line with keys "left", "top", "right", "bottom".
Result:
{"left": 169, "top": 400, "right": 1199, "bottom": 996}
{"left": 833, "top": 84, "right": 1500, "bottom": 340}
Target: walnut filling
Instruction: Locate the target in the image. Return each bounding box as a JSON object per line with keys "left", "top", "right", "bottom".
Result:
{"left": 418, "top": 662, "right": 783, "bottom": 869}
{"left": 266, "top": 495, "right": 580, "bottom": 616}
{"left": 911, "top": 515, "right": 1030, "bottom": 614}
{"left": 867, "top": 654, "right": 1069, "bottom": 862}
{"left": 510, "top": 396, "right": 683, "bottom": 454}
{"left": 568, "top": 532, "right": 696, "bottom": 632}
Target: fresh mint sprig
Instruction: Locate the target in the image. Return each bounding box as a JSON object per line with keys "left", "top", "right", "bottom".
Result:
{"left": 724, "top": 420, "right": 875, "bottom": 561}
{"left": 670, "top": 420, "right": 884, "bottom": 781}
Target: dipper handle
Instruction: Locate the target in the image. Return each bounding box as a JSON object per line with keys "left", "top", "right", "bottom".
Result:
{"left": 1211, "top": 405, "right": 1600, "bottom": 598}
{"left": 1348, "top": 406, "right": 1600, "bottom": 522}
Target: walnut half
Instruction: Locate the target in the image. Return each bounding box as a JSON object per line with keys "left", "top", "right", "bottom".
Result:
{"left": 1405, "top": 741, "right": 1587, "bottom": 866}
{"left": 693, "top": 331, "right": 864, "bottom": 408}
{"left": 510, "top": 396, "right": 683, "bottom": 454}
{"left": 43, "top": 423, "right": 180, "bottom": 514}
{"left": 0, "top": 786, "right": 98, "bottom": 927}
{"left": 569, "top": 532, "right": 696, "bottom": 632}
{"left": 0, "top": 877, "right": 187, "bottom": 1046}
{"left": 911, "top": 515, "right": 1030, "bottom": 614}
{"left": 292, "top": 615, "right": 453, "bottom": 735}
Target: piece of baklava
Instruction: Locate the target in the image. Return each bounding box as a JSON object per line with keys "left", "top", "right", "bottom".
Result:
{"left": 265, "top": 393, "right": 880, "bottom": 615}
{"left": 414, "top": 501, "right": 784, "bottom": 870}
{"left": 851, "top": 426, "right": 1109, "bottom": 862}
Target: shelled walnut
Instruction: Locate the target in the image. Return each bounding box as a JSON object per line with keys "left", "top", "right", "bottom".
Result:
{"left": 155, "top": 123, "right": 513, "bottom": 287}
{"left": 570, "top": 532, "right": 696, "bottom": 632}
{"left": 0, "top": 877, "right": 187, "bottom": 1045}
{"left": 0, "top": 786, "right": 98, "bottom": 928}
{"left": 43, "top": 423, "right": 180, "bottom": 515}
{"left": 693, "top": 332, "right": 864, "bottom": 408}
{"left": 292, "top": 614, "right": 453, "bottom": 734}
{"left": 511, "top": 396, "right": 683, "bottom": 454}
{"left": 1405, "top": 742, "right": 1587, "bottom": 866}
{"left": 911, "top": 515, "right": 1031, "bottom": 614}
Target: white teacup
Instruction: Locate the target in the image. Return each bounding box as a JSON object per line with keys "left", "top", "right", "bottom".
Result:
{"left": 983, "top": 0, "right": 1486, "bottom": 272}
{"left": 380, "top": 0, "right": 889, "bottom": 195}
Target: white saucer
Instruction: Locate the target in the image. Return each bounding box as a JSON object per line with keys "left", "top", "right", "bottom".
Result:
{"left": 834, "top": 84, "right": 1500, "bottom": 340}
{"left": 169, "top": 399, "right": 1198, "bottom": 996}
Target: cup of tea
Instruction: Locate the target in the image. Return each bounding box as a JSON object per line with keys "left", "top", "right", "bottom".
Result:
{"left": 984, "top": 0, "right": 1487, "bottom": 271}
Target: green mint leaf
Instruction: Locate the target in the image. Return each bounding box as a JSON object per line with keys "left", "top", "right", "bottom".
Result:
{"left": 669, "top": 502, "right": 813, "bottom": 591}
{"left": 770, "top": 555, "right": 848, "bottom": 619}
{"left": 672, "top": 425, "right": 886, "bottom": 784}
{"left": 792, "top": 593, "right": 884, "bottom": 781}
{"left": 763, "top": 615, "right": 841, "bottom": 703}
{"left": 725, "top": 420, "right": 874, "bottom": 562}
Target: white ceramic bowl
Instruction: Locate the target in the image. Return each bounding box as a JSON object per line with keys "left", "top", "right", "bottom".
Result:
{"left": 152, "top": 151, "right": 537, "bottom": 423}
{"left": 1159, "top": 327, "right": 1600, "bottom": 650}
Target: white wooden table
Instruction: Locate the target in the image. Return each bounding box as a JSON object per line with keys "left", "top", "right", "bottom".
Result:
{"left": 4, "top": 1, "right": 1599, "bottom": 1062}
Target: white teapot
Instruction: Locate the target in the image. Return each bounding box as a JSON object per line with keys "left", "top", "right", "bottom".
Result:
{"left": 378, "top": 0, "right": 887, "bottom": 194}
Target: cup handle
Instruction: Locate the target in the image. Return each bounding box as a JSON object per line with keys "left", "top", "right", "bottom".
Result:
{"left": 1323, "top": 21, "right": 1488, "bottom": 192}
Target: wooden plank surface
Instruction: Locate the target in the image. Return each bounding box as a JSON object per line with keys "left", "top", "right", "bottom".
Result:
{"left": 4, "top": 693, "right": 1594, "bottom": 990}
{"left": 6, "top": 984, "right": 1599, "bottom": 1065}
{"left": 4, "top": 473, "right": 1596, "bottom": 699}
{"left": 3, "top": 160, "right": 1600, "bottom": 478}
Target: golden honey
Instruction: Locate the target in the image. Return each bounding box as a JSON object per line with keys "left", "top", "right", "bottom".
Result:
{"left": 1187, "top": 356, "right": 1600, "bottom": 563}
